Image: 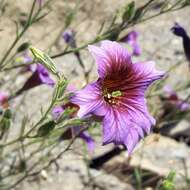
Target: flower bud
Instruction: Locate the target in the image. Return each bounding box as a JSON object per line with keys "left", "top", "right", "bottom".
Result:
{"left": 30, "top": 47, "right": 58, "bottom": 77}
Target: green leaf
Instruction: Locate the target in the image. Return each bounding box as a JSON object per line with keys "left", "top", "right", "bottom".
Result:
{"left": 159, "top": 171, "right": 176, "bottom": 190}
{"left": 65, "top": 11, "right": 74, "bottom": 28}
{"left": 18, "top": 160, "right": 27, "bottom": 172}
{"left": 17, "top": 42, "right": 30, "bottom": 53}
{"left": 0, "top": 118, "right": 11, "bottom": 131}
{"left": 0, "top": 117, "right": 11, "bottom": 139}
{"left": 37, "top": 120, "right": 56, "bottom": 137}
{"left": 122, "top": 1, "right": 135, "bottom": 22}
{"left": 3, "top": 109, "right": 12, "bottom": 119}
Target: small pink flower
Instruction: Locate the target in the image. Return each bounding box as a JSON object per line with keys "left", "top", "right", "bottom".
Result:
{"left": 71, "top": 40, "right": 164, "bottom": 153}
{"left": 0, "top": 92, "right": 9, "bottom": 109}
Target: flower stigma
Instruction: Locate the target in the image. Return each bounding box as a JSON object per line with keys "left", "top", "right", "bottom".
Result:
{"left": 103, "top": 89, "right": 122, "bottom": 105}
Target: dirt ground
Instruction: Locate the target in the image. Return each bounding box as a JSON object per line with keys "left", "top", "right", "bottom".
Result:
{"left": 0, "top": 0, "right": 190, "bottom": 190}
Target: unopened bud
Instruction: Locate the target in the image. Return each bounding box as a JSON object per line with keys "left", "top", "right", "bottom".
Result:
{"left": 30, "top": 47, "right": 58, "bottom": 77}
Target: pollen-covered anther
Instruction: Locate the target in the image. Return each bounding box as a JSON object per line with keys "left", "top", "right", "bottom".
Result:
{"left": 103, "top": 90, "right": 122, "bottom": 105}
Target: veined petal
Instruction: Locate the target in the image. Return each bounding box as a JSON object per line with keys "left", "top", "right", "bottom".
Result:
{"left": 124, "top": 127, "right": 140, "bottom": 154}
{"left": 114, "top": 61, "right": 165, "bottom": 93}
{"left": 102, "top": 104, "right": 154, "bottom": 153}
{"left": 88, "top": 45, "right": 111, "bottom": 78}
{"left": 70, "top": 82, "right": 106, "bottom": 118}
{"left": 119, "top": 96, "right": 155, "bottom": 134}
{"left": 88, "top": 41, "right": 132, "bottom": 78}
{"left": 37, "top": 65, "right": 55, "bottom": 86}
{"left": 131, "top": 61, "right": 165, "bottom": 84}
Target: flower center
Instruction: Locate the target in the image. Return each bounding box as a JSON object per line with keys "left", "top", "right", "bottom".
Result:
{"left": 103, "top": 90, "right": 122, "bottom": 105}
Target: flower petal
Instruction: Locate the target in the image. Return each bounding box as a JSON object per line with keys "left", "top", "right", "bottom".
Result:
{"left": 52, "top": 106, "right": 64, "bottom": 119}
{"left": 117, "top": 61, "right": 165, "bottom": 93}
{"left": 70, "top": 82, "right": 106, "bottom": 118}
{"left": 132, "top": 61, "right": 165, "bottom": 83}
{"left": 119, "top": 96, "right": 155, "bottom": 134}
{"left": 37, "top": 65, "right": 55, "bottom": 86}
{"left": 88, "top": 41, "right": 132, "bottom": 78}
{"left": 102, "top": 104, "right": 154, "bottom": 154}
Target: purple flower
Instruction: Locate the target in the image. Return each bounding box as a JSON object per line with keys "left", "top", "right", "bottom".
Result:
{"left": 163, "top": 85, "right": 190, "bottom": 111}
{"left": 52, "top": 87, "right": 95, "bottom": 153}
{"left": 52, "top": 106, "right": 64, "bottom": 119}
{"left": 171, "top": 23, "right": 190, "bottom": 65}
{"left": 16, "top": 64, "right": 54, "bottom": 96}
{"left": 71, "top": 40, "right": 164, "bottom": 154}
{"left": 0, "top": 92, "right": 9, "bottom": 109}
{"left": 120, "top": 31, "right": 141, "bottom": 56}
{"left": 62, "top": 30, "right": 75, "bottom": 47}
{"left": 18, "top": 50, "right": 53, "bottom": 84}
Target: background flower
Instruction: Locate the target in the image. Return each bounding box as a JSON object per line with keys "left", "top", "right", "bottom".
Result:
{"left": 52, "top": 85, "right": 95, "bottom": 153}
{"left": 171, "top": 23, "right": 190, "bottom": 67}
{"left": 163, "top": 85, "right": 190, "bottom": 111}
{"left": 119, "top": 31, "right": 142, "bottom": 56}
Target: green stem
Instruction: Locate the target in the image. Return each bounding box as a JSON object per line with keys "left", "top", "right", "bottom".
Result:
{"left": 50, "top": 4, "right": 188, "bottom": 59}
{"left": 0, "top": 0, "right": 37, "bottom": 67}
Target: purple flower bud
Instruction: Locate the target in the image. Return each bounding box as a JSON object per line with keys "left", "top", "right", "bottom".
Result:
{"left": 119, "top": 31, "right": 141, "bottom": 56}
{"left": 171, "top": 23, "right": 190, "bottom": 65}
{"left": 171, "top": 23, "right": 187, "bottom": 37}
{"left": 62, "top": 30, "right": 75, "bottom": 47}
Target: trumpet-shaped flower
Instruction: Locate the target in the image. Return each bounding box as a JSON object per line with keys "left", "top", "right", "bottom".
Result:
{"left": 17, "top": 50, "right": 54, "bottom": 87}
{"left": 71, "top": 40, "right": 164, "bottom": 153}
{"left": 20, "top": 64, "right": 54, "bottom": 92}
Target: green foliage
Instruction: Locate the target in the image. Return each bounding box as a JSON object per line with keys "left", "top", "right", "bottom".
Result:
{"left": 54, "top": 77, "right": 68, "bottom": 100}
{"left": 17, "top": 42, "right": 30, "bottom": 53}
{"left": 158, "top": 171, "right": 176, "bottom": 190}
{"left": 0, "top": 109, "right": 12, "bottom": 139}
{"left": 37, "top": 120, "right": 56, "bottom": 137}
{"left": 122, "top": 1, "right": 135, "bottom": 22}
